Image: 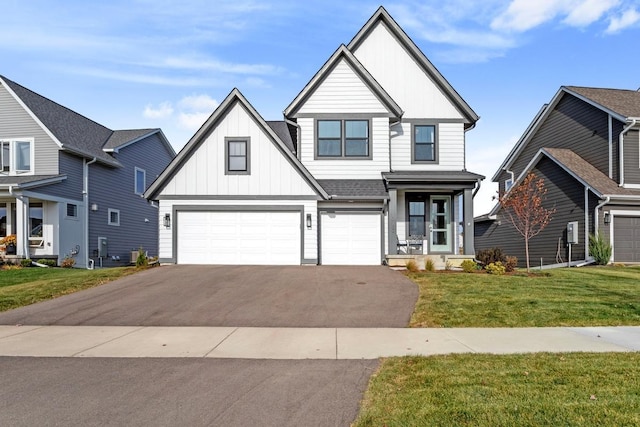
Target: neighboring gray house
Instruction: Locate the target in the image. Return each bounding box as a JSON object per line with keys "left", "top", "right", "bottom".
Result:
{"left": 145, "top": 7, "right": 484, "bottom": 266}
{"left": 476, "top": 86, "right": 640, "bottom": 266}
{"left": 0, "top": 75, "right": 175, "bottom": 267}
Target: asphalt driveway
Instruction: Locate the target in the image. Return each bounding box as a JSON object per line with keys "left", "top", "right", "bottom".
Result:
{"left": 0, "top": 265, "right": 418, "bottom": 327}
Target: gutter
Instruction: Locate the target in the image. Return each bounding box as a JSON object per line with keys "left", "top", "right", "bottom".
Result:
{"left": 619, "top": 118, "right": 639, "bottom": 186}
{"left": 84, "top": 157, "right": 97, "bottom": 269}
{"left": 472, "top": 178, "right": 482, "bottom": 197}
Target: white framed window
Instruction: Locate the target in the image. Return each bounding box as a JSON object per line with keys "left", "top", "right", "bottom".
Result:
{"left": 108, "top": 208, "right": 120, "bottom": 226}
{"left": 505, "top": 178, "right": 514, "bottom": 191}
{"left": 66, "top": 203, "right": 78, "bottom": 218}
{"left": 0, "top": 138, "right": 34, "bottom": 175}
{"left": 135, "top": 167, "right": 146, "bottom": 195}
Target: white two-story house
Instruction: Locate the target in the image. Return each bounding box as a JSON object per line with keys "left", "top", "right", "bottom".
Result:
{"left": 145, "top": 7, "right": 483, "bottom": 266}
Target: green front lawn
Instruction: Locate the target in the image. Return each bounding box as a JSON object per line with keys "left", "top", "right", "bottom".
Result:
{"left": 0, "top": 267, "right": 137, "bottom": 312}
{"left": 354, "top": 353, "right": 640, "bottom": 427}
{"left": 409, "top": 266, "right": 640, "bottom": 327}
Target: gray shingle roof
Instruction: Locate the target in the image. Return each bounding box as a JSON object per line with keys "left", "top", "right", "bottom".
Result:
{"left": 0, "top": 174, "right": 66, "bottom": 188}
{"left": 104, "top": 129, "right": 159, "bottom": 150}
{"left": 542, "top": 148, "right": 640, "bottom": 197}
{"left": 565, "top": 86, "right": 640, "bottom": 119}
{"left": 1, "top": 75, "right": 171, "bottom": 166}
{"left": 317, "top": 179, "right": 388, "bottom": 199}
{"left": 266, "top": 121, "right": 296, "bottom": 153}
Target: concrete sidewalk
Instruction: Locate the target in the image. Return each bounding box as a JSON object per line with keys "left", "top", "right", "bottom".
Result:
{"left": 1, "top": 325, "right": 638, "bottom": 359}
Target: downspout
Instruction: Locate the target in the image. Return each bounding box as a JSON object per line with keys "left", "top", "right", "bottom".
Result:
{"left": 84, "top": 157, "right": 97, "bottom": 269}
{"left": 472, "top": 178, "right": 482, "bottom": 197}
{"left": 593, "top": 196, "right": 610, "bottom": 237}
{"left": 284, "top": 118, "right": 302, "bottom": 160}
{"left": 619, "top": 118, "right": 638, "bottom": 186}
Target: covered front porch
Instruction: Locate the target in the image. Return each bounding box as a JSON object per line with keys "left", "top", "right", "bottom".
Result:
{"left": 0, "top": 197, "right": 58, "bottom": 260}
{"left": 383, "top": 171, "right": 483, "bottom": 263}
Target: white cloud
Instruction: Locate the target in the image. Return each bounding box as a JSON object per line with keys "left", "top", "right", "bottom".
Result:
{"left": 143, "top": 101, "right": 174, "bottom": 119}
{"left": 606, "top": 7, "right": 640, "bottom": 33}
{"left": 178, "top": 94, "right": 218, "bottom": 112}
{"left": 178, "top": 111, "right": 212, "bottom": 130}
{"left": 491, "top": 0, "right": 619, "bottom": 32}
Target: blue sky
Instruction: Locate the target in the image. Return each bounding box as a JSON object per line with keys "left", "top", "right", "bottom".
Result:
{"left": 3, "top": 0, "right": 640, "bottom": 214}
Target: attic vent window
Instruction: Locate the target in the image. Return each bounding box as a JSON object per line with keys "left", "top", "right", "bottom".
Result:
{"left": 225, "top": 138, "right": 251, "bottom": 175}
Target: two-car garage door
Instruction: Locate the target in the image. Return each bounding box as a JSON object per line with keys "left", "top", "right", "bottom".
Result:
{"left": 177, "top": 210, "right": 301, "bottom": 265}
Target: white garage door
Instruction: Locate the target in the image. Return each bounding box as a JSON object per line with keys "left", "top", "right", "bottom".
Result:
{"left": 177, "top": 211, "right": 301, "bottom": 265}
{"left": 320, "top": 212, "right": 381, "bottom": 265}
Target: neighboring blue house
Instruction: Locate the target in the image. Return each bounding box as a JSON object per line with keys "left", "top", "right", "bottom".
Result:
{"left": 0, "top": 75, "right": 175, "bottom": 267}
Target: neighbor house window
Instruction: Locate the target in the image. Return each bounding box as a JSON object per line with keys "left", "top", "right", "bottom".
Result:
{"left": 225, "top": 138, "right": 250, "bottom": 175}
{"left": 0, "top": 139, "right": 33, "bottom": 174}
{"left": 66, "top": 203, "right": 78, "bottom": 218}
{"left": 505, "top": 178, "right": 513, "bottom": 191}
{"left": 317, "top": 120, "right": 369, "bottom": 158}
{"left": 413, "top": 125, "right": 436, "bottom": 163}
{"left": 0, "top": 203, "right": 7, "bottom": 237}
{"left": 135, "top": 167, "right": 146, "bottom": 195}
{"left": 108, "top": 208, "right": 120, "bottom": 226}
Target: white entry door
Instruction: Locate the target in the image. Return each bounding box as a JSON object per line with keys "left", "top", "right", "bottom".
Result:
{"left": 320, "top": 212, "right": 381, "bottom": 265}
{"left": 177, "top": 210, "right": 301, "bottom": 265}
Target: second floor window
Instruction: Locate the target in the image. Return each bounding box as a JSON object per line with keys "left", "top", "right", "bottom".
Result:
{"left": 135, "top": 167, "right": 146, "bottom": 195}
{"left": 0, "top": 139, "right": 33, "bottom": 174}
{"left": 317, "top": 120, "right": 369, "bottom": 158}
{"left": 413, "top": 125, "right": 436, "bottom": 163}
{"left": 225, "top": 138, "right": 250, "bottom": 175}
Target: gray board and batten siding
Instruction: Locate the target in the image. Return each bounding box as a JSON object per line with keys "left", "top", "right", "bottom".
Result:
{"left": 88, "top": 133, "right": 173, "bottom": 266}
{"left": 497, "top": 94, "right": 622, "bottom": 191}
{"left": 477, "top": 156, "right": 599, "bottom": 267}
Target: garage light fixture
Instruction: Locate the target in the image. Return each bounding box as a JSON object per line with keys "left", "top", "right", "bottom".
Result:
{"left": 604, "top": 212, "right": 611, "bottom": 225}
{"left": 306, "top": 213, "right": 312, "bottom": 229}
{"left": 163, "top": 213, "right": 171, "bottom": 228}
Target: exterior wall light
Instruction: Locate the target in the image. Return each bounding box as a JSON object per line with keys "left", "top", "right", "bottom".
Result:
{"left": 603, "top": 212, "right": 611, "bottom": 225}
{"left": 306, "top": 213, "right": 312, "bottom": 229}
{"left": 91, "top": 203, "right": 98, "bottom": 211}
{"left": 163, "top": 213, "right": 171, "bottom": 228}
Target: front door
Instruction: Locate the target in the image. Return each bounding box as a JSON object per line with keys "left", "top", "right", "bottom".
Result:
{"left": 429, "top": 196, "right": 451, "bottom": 253}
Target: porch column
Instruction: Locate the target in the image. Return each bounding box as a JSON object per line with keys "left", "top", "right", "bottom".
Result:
{"left": 463, "top": 188, "right": 475, "bottom": 256}
{"left": 15, "top": 195, "right": 29, "bottom": 257}
{"left": 388, "top": 188, "right": 397, "bottom": 255}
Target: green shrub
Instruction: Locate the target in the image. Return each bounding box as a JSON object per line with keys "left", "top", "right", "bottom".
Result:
{"left": 460, "top": 259, "right": 477, "bottom": 273}
{"left": 589, "top": 233, "right": 612, "bottom": 265}
{"left": 424, "top": 258, "right": 436, "bottom": 272}
{"left": 136, "top": 247, "right": 148, "bottom": 268}
{"left": 405, "top": 259, "right": 419, "bottom": 272}
{"left": 486, "top": 261, "right": 506, "bottom": 275}
{"left": 504, "top": 256, "right": 518, "bottom": 272}
{"left": 20, "top": 259, "right": 32, "bottom": 267}
{"left": 36, "top": 258, "right": 57, "bottom": 267}
{"left": 61, "top": 257, "right": 75, "bottom": 268}
{"left": 476, "top": 247, "right": 506, "bottom": 266}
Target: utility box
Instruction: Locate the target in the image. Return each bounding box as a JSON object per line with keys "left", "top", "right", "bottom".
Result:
{"left": 98, "top": 237, "right": 108, "bottom": 257}
{"left": 567, "top": 221, "right": 579, "bottom": 244}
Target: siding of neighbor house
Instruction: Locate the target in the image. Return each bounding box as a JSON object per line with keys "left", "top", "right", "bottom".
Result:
{"left": 497, "top": 94, "right": 614, "bottom": 193}
{"left": 89, "top": 133, "right": 173, "bottom": 266}
{"left": 34, "top": 152, "right": 84, "bottom": 201}
{"left": 0, "top": 83, "right": 59, "bottom": 175}
{"left": 350, "top": 21, "right": 464, "bottom": 120}
{"left": 477, "top": 157, "right": 591, "bottom": 267}
{"left": 623, "top": 129, "right": 640, "bottom": 185}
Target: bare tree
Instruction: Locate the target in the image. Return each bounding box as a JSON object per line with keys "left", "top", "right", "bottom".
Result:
{"left": 500, "top": 172, "right": 556, "bottom": 271}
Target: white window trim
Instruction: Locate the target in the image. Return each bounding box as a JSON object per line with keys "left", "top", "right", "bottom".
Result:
{"left": 134, "top": 167, "right": 146, "bottom": 195}
{"left": 108, "top": 208, "right": 120, "bottom": 226}
{"left": 0, "top": 138, "right": 35, "bottom": 176}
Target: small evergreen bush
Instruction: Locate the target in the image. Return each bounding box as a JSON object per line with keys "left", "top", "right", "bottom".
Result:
{"left": 589, "top": 233, "right": 612, "bottom": 265}
{"left": 37, "top": 258, "right": 57, "bottom": 267}
{"left": 20, "top": 259, "right": 32, "bottom": 267}
{"left": 486, "top": 261, "right": 506, "bottom": 275}
{"left": 136, "top": 247, "right": 148, "bottom": 268}
{"left": 460, "top": 259, "right": 477, "bottom": 273}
